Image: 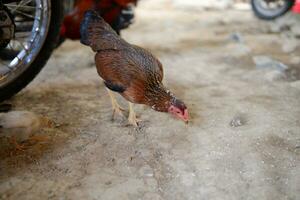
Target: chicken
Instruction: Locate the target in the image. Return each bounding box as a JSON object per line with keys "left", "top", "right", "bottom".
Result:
{"left": 80, "top": 10, "right": 189, "bottom": 126}
{"left": 0, "top": 111, "right": 53, "bottom": 150}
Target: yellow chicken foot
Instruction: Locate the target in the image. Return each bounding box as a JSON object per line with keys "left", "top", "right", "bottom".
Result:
{"left": 128, "top": 102, "right": 141, "bottom": 127}
{"left": 106, "top": 88, "right": 125, "bottom": 119}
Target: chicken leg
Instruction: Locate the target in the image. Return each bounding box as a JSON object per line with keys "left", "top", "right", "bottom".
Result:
{"left": 106, "top": 88, "right": 124, "bottom": 119}
{"left": 128, "top": 102, "right": 140, "bottom": 127}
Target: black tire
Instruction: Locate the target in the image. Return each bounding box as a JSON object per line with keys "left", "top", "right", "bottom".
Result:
{"left": 251, "top": 0, "right": 294, "bottom": 20}
{"left": 0, "top": 0, "right": 63, "bottom": 102}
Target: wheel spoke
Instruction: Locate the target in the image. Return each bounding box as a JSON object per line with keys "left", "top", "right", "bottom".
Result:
{"left": 0, "top": 0, "right": 50, "bottom": 88}
{"left": 4, "top": 4, "right": 36, "bottom": 10}
{"left": 13, "top": 9, "right": 35, "bottom": 20}
{"left": 15, "top": 32, "right": 31, "bottom": 39}
{"left": 10, "top": 0, "right": 34, "bottom": 13}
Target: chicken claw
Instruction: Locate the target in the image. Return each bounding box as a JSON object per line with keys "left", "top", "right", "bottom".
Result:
{"left": 106, "top": 88, "right": 125, "bottom": 119}
{"left": 128, "top": 102, "right": 141, "bottom": 127}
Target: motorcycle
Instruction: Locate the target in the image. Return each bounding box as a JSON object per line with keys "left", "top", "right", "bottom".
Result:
{"left": 251, "top": 0, "right": 300, "bottom": 20}
{"left": 0, "top": 0, "right": 137, "bottom": 101}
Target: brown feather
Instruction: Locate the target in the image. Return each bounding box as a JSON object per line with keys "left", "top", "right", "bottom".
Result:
{"left": 83, "top": 12, "right": 175, "bottom": 112}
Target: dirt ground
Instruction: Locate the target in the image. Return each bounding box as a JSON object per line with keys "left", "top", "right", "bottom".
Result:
{"left": 1, "top": 1, "right": 300, "bottom": 199}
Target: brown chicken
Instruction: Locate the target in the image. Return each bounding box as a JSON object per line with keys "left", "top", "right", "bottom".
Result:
{"left": 80, "top": 10, "right": 188, "bottom": 126}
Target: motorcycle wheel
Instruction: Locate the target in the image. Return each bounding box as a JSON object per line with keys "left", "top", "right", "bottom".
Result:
{"left": 251, "top": 0, "right": 295, "bottom": 20}
{"left": 0, "top": 0, "right": 63, "bottom": 102}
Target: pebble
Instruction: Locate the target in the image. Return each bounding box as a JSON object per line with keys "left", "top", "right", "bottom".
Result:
{"left": 230, "top": 115, "right": 246, "bottom": 127}
{"left": 228, "top": 32, "right": 244, "bottom": 43}
{"left": 253, "top": 56, "right": 289, "bottom": 72}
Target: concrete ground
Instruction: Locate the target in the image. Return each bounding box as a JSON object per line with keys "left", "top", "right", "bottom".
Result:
{"left": 1, "top": 0, "right": 300, "bottom": 199}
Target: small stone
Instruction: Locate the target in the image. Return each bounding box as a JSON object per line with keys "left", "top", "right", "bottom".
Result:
{"left": 139, "top": 165, "right": 154, "bottom": 178}
{"left": 228, "top": 32, "right": 244, "bottom": 43}
{"left": 230, "top": 115, "right": 246, "bottom": 127}
{"left": 253, "top": 56, "right": 289, "bottom": 72}
{"left": 144, "top": 169, "right": 154, "bottom": 177}
{"left": 105, "top": 181, "right": 112, "bottom": 185}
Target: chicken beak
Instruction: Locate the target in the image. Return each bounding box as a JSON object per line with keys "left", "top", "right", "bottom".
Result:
{"left": 183, "top": 109, "right": 189, "bottom": 125}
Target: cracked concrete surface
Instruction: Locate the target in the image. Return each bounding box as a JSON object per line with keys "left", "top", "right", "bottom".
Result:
{"left": 0, "top": 1, "right": 300, "bottom": 199}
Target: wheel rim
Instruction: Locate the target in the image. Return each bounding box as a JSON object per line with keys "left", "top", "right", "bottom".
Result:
{"left": 0, "top": 0, "right": 51, "bottom": 88}
{"left": 254, "top": 0, "right": 289, "bottom": 16}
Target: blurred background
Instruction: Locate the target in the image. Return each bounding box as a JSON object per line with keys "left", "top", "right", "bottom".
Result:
{"left": 0, "top": 0, "right": 299, "bottom": 199}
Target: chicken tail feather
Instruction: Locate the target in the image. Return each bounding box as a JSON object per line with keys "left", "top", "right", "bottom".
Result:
{"left": 80, "top": 11, "right": 95, "bottom": 46}
{"left": 80, "top": 10, "right": 125, "bottom": 52}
